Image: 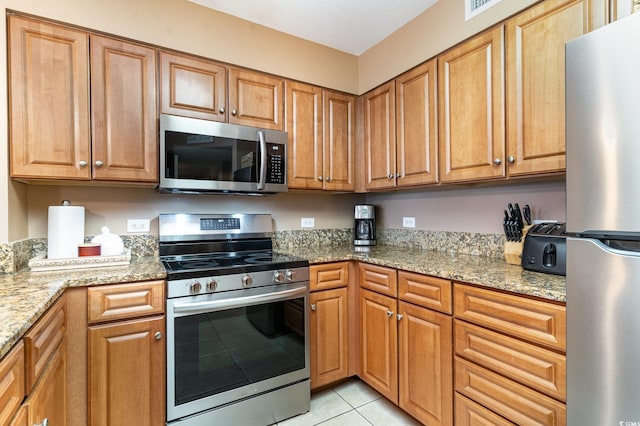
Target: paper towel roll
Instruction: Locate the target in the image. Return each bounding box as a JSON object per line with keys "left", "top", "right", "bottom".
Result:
{"left": 48, "top": 203, "right": 85, "bottom": 259}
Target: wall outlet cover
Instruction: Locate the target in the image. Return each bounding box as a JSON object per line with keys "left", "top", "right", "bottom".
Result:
{"left": 301, "top": 218, "right": 315, "bottom": 228}
{"left": 127, "top": 219, "right": 150, "bottom": 233}
{"left": 402, "top": 217, "right": 416, "bottom": 228}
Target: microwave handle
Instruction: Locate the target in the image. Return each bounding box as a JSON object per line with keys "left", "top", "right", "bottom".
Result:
{"left": 257, "top": 130, "right": 267, "bottom": 190}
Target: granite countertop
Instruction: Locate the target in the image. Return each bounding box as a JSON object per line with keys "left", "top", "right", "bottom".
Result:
{"left": 0, "top": 256, "right": 166, "bottom": 359}
{"left": 276, "top": 245, "right": 566, "bottom": 303}
{"left": 0, "top": 245, "right": 566, "bottom": 360}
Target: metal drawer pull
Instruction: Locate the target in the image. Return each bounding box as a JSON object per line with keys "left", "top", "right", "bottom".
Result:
{"left": 311, "top": 304, "right": 317, "bottom": 311}
{"left": 35, "top": 419, "right": 49, "bottom": 426}
{"left": 386, "top": 310, "right": 393, "bottom": 317}
{"left": 397, "top": 314, "right": 403, "bottom": 321}
{"left": 155, "top": 332, "right": 162, "bottom": 340}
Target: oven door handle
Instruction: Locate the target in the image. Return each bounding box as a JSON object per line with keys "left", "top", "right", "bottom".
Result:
{"left": 257, "top": 130, "right": 267, "bottom": 191}
{"left": 172, "top": 286, "right": 307, "bottom": 315}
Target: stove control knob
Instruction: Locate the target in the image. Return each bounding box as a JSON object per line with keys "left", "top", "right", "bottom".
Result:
{"left": 285, "top": 270, "right": 296, "bottom": 281}
{"left": 273, "top": 271, "right": 284, "bottom": 283}
{"left": 207, "top": 280, "right": 218, "bottom": 292}
{"left": 242, "top": 275, "right": 253, "bottom": 287}
{"left": 190, "top": 281, "right": 202, "bottom": 294}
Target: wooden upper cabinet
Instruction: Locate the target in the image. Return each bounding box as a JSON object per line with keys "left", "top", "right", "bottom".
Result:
{"left": 8, "top": 16, "right": 91, "bottom": 180}
{"left": 160, "top": 51, "right": 227, "bottom": 122}
{"left": 286, "top": 81, "right": 324, "bottom": 190}
{"left": 323, "top": 90, "right": 356, "bottom": 191}
{"left": 364, "top": 81, "right": 396, "bottom": 190}
{"left": 438, "top": 26, "right": 505, "bottom": 183}
{"left": 396, "top": 59, "right": 438, "bottom": 187}
{"left": 90, "top": 36, "right": 158, "bottom": 183}
{"left": 506, "top": 0, "right": 607, "bottom": 177}
{"left": 228, "top": 68, "right": 284, "bottom": 130}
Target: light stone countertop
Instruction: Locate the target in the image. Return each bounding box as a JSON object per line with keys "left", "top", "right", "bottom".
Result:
{"left": 0, "top": 245, "right": 566, "bottom": 360}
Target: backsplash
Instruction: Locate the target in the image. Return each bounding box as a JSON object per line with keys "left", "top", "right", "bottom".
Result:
{"left": 0, "top": 228, "right": 505, "bottom": 274}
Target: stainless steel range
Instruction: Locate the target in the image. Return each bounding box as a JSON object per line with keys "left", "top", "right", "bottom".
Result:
{"left": 160, "top": 213, "right": 310, "bottom": 426}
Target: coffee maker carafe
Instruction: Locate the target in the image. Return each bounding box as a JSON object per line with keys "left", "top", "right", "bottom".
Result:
{"left": 354, "top": 205, "right": 376, "bottom": 246}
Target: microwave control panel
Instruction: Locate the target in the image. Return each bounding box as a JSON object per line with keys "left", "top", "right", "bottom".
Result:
{"left": 266, "top": 143, "right": 285, "bottom": 184}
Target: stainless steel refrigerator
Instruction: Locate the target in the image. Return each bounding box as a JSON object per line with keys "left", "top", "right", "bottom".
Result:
{"left": 566, "top": 12, "right": 640, "bottom": 426}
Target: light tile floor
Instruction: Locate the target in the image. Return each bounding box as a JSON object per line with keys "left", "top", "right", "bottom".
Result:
{"left": 278, "top": 378, "right": 421, "bottom": 426}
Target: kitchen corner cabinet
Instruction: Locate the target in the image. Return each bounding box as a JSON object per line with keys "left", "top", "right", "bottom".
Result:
{"left": 8, "top": 15, "right": 158, "bottom": 184}
{"left": 309, "top": 262, "right": 350, "bottom": 389}
{"left": 365, "top": 59, "right": 438, "bottom": 191}
{"left": 228, "top": 68, "right": 284, "bottom": 130}
{"left": 87, "top": 281, "right": 165, "bottom": 426}
{"left": 438, "top": 25, "right": 506, "bottom": 183}
{"left": 506, "top": 0, "right": 608, "bottom": 177}
{"left": 322, "top": 90, "right": 357, "bottom": 191}
{"left": 159, "top": 51, "right": 228, "bottom": 122}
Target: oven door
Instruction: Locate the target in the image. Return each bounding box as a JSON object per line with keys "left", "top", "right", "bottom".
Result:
{"left": 166, "top": 282, "right": 309, "bottom": 422}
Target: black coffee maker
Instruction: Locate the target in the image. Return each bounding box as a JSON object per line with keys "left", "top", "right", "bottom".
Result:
{"left": 354, "top": 205, "right": 376, "bottom": 246}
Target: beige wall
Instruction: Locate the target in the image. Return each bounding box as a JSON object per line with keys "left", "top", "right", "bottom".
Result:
{"left": 358, "top": 0, "right": 540, "bottom": 92}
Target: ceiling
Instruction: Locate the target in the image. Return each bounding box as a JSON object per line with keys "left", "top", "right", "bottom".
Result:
{"left": 189, "top": 0, "right": 439, "bottom": 55}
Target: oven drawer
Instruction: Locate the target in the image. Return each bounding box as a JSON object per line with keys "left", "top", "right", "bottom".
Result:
{"left": 88, "top": 280, "right": 165, "bottom": 324}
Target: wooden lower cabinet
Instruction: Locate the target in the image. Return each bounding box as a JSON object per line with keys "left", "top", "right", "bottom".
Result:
{"left": 455, "top": 393, "right": 515, "bottom": 426}
{"left": 310, "top": 287, "right": 349, "bottom": 389}
{"left": 88, "top": 316, "right": 165, "bottom": 426}
{"left": 360, "top": 288, "right": 398, "bottom": 403}
{"left": 398, "top": 301, "right": 452, "bottom": 426}
{"left": 26, "top": 344, "right": 67, "bottom": 426}
{"left": 0, "top": 342, "right": 25, "bottom": 426}
{"left": 7, "top": 406, "right": 27, "bottom": 426}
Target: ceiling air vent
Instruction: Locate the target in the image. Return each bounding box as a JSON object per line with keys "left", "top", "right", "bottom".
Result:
{"left": 465, "top": 0, "right": 502, "bottom": 21}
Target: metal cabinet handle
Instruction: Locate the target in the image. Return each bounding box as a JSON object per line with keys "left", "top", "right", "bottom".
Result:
{"left": 386, "top": 310, "right": 394, "bottom": 317}
{"left": 78, "top": 160, "right": 87, "bottom": 167}
{"left": 219, "top": 107, "right": 225, "bottom": 114}
{"left": 95, "top": 160, "right": 104, "bottom": 167}
{"left": 507, "top": 155, "right": 516, "bottom": 163}
{"left": 493, "top": 158, "right": 502, "bottom": 165}
{"left": 396, "top": 173, "right": 401, "bottom": 178}
{"left": 387, "top": 174, "right": 394, "bottom": 179}
{"left": 231, "top": 109, "right": 237, "bottom": 116}
{"left": 326, "top": 177, "right": 331, "bottom": 182}
{"left": 317, "top": 176, "right": 323, "bottom": 181}
{"left": 154, "top": 332, "right": 162, "bottom": 340}
{"left": 397, "top": 314, "right": 403, "bottom": 321}
{"left": 311, "top": 304, "right": 317, "bottom": 311}
{"left": 34, "top": 419, "right": 48, "bottom": 426}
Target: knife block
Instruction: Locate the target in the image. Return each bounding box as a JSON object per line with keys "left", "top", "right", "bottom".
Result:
{"left": 504, "top": 225, "right": 533, "bottom": 266}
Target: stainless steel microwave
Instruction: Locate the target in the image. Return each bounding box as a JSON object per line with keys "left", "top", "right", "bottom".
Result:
{"left": 159, "top": 114, "right": 288, "bottom": 194}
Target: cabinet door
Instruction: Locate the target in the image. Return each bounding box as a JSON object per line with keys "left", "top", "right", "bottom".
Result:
{"left": 455, "top": 393, "right": 515, "bottom": 426}
{"left": 323, "top": 90, "right": 356, "bottom": 191}
{"left": 506, "top": 0, "right": 608, "bottom": 176}
{"left": 228, "top": 68, "right": 284, "bottom": 130}
{"left": 310, "top": 288, "right": 349, "bottom": 389}
{"left": 91, "top": 36, "right": 158, "bottom": 183}
{"left": 89, "top": 316, "right": 165, "bottom": 426}
{"left": 160, "top": 51, "right": 227, "bottom": 122}
{"left": 398, "top": 301, "right": 452, "bottom": 426}
{"left": 285, "top": 81, "right": 324, "bottom": 189}
{"left": 359, "top": 263, "right": 397, "bottom": 297}
{"left": 8, "top": 16, "right": 91, "bottom": 180}
{"left": 8, "top": 405, "right": 27, "bottom": 426}
{"left": 364, "top": 81, "right": 396, "bottom": 190}
{"left": 0, "top": 342, "right": 24, "bottom": 426}
{"left": 27, "top": 344, "right": 66, "bottom": 426}
{"left": 360, "top": 288, "right": 398, "bottom": 403}
{"left": 438, "top": 26, "right": 505, "bottom": 183}
{"left": 396, "top": 59, "right": 439, "bottom": 187}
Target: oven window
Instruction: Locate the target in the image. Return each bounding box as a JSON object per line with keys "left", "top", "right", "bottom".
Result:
{"left": 164, "top": 130, "right": 259, "bottom": 183}
{"left": 173, "top": 298, "right": 306, "bottom": 405}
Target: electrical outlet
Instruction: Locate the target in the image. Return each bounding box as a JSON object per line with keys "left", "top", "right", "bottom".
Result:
{"left": 402, "top": 217, "right": 416, "bottom": 228}
{"left": 301, "top": 218, "right": 315, "bottom": 228}
{"left": 127, "top": 219, "right": 150, "bottom": 233}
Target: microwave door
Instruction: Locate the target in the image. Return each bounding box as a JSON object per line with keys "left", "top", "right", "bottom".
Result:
{"left": 257, "top": 130, "right": 267, "bottom": 191}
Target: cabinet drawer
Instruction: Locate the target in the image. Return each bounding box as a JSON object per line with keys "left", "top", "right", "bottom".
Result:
{"left": 455, "top": 393, "right": 515, "bottom": 426}
{"left": 88, "top": 280, "right": 165, "bottom": 324}
{"left": 310, "top": 262, "right": 349, "bottom": 291}
{"left": 24, "top": 295, "right": 66, "bottom": 392}
{"left": 455, "top": 357, "right": 566, "bottom": 426}
{"left": 455, "top": 320, "right": 566, "bottom": 401}
{"left": 398, "top": 270, "right": 452, "bottom": 314}
{"left": 0, "top": 341, "right": 25, "bottom": 426}
{"left": 358, "top": 263, "right": 397, "bottom": 297}
{"left": 454, "top": 284, "right": 566, "bottom": 351}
